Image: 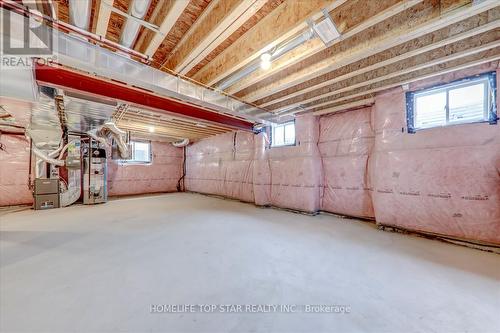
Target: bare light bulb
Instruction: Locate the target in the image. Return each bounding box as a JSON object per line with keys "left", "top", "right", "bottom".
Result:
{"left": 148, "top": 126, "right": 155, "bottom": 133}
{"left": 260, "top": 53, "right": 272, "bottom": 62}
{"left": 260, "top": 53, "right": 272, "bottom": 70}
{"left": 260, "top": 60, "right": 271, "bottom": 70}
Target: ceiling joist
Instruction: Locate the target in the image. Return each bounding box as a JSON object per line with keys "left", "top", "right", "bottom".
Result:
{"left": 306, "top": 50, "right": 500, "bottom": 113}
{"left": 268, "top": 30, "right": 500, "bottom": 112}
{"left": 256, "top": 13, "right": 500, "bottom": 108}
{"left": 240, "top": 0, "right": 498, "bottom": 104}
{"left": 95, "top": 0, "right": 113, "bottom": 37}
{"left": 164, "top": 0, "right": 268, "bottom": 75}
{"left": 191, "top": 0, "right": 341, "bottom": 86}
{"left": 225, "top": 0, "right": 422, "bottom": 95}
{"left": 144, "top": 0, "right": 189, "bottom": 57}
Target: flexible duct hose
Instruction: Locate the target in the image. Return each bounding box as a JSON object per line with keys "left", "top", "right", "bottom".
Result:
{"left": 172, "top": 138, "right": 189, "bottom": 147}
{"left": 32, "top": 145, "right": 65, "bottom": 167}
{"left": 87, "top": 122, "right": 129, "bottom": 158}
{"left": 101, "top": 122, "right": 129, "bottom": 158}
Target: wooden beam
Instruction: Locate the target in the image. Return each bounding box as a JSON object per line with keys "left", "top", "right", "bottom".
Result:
{"left": 256, "top": 13, "right": 500, "bottom": 107}
{"left": 133, "top": 0, "right": 174, "bottom": 52}
{"left": 163, "top": 0, "right": 268, "bottom": 75}
{"left": 267, "top": 31, "right": 500, "bottom": 112}
{"left": 241, "top": 0, "right": 498, "bottom": 103}
{"left": 312, "top": 97, "right": 375, "bottom": 115}
{"left": 95, "top": 0, "right": 113, "bottom": 37}
{"left": 191, "top": 0, "right": 340, "bottom": 86}
{"left": 225, "top": 0, "right": 421, "bottom": 95}
{"left": 118, "top": 123, "right": 208, "bottom": 140}
{"left": 144, "top": 0, "right": 189, "bottom": 57}
{"left": 304, "top": 48, "right": 500, "bottom": 111}
{"left": 119, "top": 114, "right": 228, "bottom": 135}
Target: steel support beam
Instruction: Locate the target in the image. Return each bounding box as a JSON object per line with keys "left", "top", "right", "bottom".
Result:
{"left": 34, "top": 63, "right": 254, "bottom": 131}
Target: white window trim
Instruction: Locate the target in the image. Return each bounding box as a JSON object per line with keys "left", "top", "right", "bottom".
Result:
{"left": 122, "top": 140, "right": 152, "bottom": 164}
{"left": 408, "top": 73, "right": 495, "bottom": 132}
{"left": 271, "top": 121, "right": 296, "bottom": 147}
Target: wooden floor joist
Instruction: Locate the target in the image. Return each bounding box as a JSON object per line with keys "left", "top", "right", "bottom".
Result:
{"left": 303, "top": 50, "right": 500, "bottom": 114}
{"left": 267, "top": 33, "right": 500, "bottom": 112}
{"left": 312, "top": 97, "right": 375, "bottom": 116}
{"left": 95, "top": 0, "right": 113, "bottom": 37}
{"left": 163, "top": 0, "right": 268, "bottom": 75}
{"left": 256, "top": 15, "right": 500, "bottom": 108}
{"left": 27, "top": 0, "right": 500, "bottom": 134}
{"left": 144, "top": 0, "right": 190, "bottom": 57}
{"left": 225, "top": 0, "right": 422, "bottom": 95}
{"left": 191, "top": 0, "right": 340, "bottom": 86}
{"left": 240, "top": 0, "right": 499, "bottom": 103}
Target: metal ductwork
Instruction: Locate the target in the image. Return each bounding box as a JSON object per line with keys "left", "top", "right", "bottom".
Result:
{"left": 120, "top": 0, "right": 151, "bottom": 48}
{"left": 68, "top": 0, "right": 92, "bottom": 30}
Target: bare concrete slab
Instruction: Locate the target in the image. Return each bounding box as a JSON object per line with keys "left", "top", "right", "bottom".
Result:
{"left": 1, "top": 193, "right": 499, "bottom": 333}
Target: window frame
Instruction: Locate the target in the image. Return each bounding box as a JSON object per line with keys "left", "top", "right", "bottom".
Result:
{"left": 270, "top": 120, "right": 296, "bottom": 147}
{"left": 123, "top": 140, "right": 152, "bottom": 164}
{"left": 406, "top": 71, "right": 497, "bottom": 133}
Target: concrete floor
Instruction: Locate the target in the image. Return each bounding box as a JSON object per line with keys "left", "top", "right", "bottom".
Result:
{"left": 0, "top": 193, "right": 499, "bottom": 333}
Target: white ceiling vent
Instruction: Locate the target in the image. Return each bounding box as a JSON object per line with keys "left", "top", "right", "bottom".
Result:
{"left": 311, "top": 9, "right": 340, "bottom": 46}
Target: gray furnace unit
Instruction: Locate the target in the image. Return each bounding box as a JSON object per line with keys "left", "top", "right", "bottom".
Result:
{"left": 34, "top": 178, "right": 60, "bottom": 210}
{"left": 82, "top": 146, "right": 107, "bottom": 204}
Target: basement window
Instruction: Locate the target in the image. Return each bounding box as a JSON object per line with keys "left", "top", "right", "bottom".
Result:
{"left": 126, "top": 141, "right": 151, "bottom": 163}
{"left": 271, "top": 121, "right": 296, "bottom": 147}
{"left": 406, "top": 72, "right": 497, "bottom": 132}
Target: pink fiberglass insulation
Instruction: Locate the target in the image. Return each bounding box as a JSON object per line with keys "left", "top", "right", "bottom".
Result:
{"left": 319, "top": 107, "right": 375, "bottom": 219}
{"left": 0, "top": 134, "right": 32, "bottom": 206}
{"left": 107, "top": 141, "right": 183, "bottom": 196}
{"left": 253, "top": 132, "right": 271, "bottom": 206}
{"left": 185, "top": 116, "right": 322, "bottom": 213}
{"left": 185, "top": 131, "right": 255, "bottom": 202}
{"left": 267, "top": 114, "right": 322, "bottom": 213}
{"left": 369, "top": 66, "right": 500, "bottom": 244}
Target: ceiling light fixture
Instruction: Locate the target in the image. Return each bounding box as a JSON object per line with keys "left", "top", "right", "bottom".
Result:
{"left": 310, "top": 9, "right": 341, "bottom": 46}
{"left": 148, "top": 126, "right": 155, "bottom": 133}
{"left": 260, "top": 52, "right": 272, "bottom": 70}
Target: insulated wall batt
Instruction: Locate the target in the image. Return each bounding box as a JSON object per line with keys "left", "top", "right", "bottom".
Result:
{"left": 267, "top": 115, "right": 322, "bottom": 213}
{"left": 370, "top": 65, "right": 500, "bottom": 244}
{"left": 0, "top": 135, "right": 32, "bottom": 206}
{"left": 107, "top": 141, "right": 182, "bottom": 196}
{"left": 253, "top": 132, "right": 271, "bottom": 206}
{"left": 319, "top": 108, "right": 375, "bottom": 218}
{"left": 185, "top": 131, "right": 255, "bottom": 202}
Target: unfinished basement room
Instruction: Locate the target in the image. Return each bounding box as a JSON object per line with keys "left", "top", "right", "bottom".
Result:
{"left": 0, "top": 0, "right": 499, "bottom": 332}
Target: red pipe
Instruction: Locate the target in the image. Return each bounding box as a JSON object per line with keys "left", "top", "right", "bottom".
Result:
{"left": 34, "top": 62, "right": 254, "bottom": 131}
